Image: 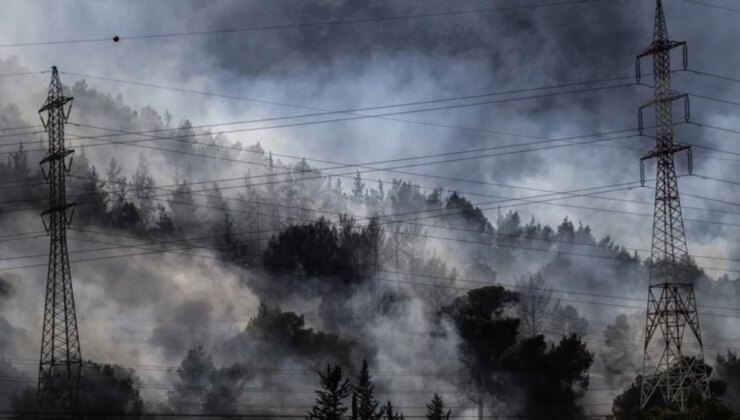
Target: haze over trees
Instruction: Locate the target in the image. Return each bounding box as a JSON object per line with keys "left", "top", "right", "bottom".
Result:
{"left": 0, "top": 48, "right": 738, "bottom": 418}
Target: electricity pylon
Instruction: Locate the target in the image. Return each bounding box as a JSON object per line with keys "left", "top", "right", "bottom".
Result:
{"left": 37, "top": 66, "right": 83, "bottom": 413}
{"left": 636, "top": 0, "right": 709, "bottom": 410}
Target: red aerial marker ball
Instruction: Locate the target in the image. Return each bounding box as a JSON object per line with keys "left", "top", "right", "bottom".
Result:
{"left": 113, "top": 36, "right": 120, "bottom": 42}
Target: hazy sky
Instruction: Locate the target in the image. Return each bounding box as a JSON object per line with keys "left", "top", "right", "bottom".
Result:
{"left": 0, "top": 0, "right": 737, "bottom": 262}
{"left": 1, "top": 0, "right": 739, "bottom": 414}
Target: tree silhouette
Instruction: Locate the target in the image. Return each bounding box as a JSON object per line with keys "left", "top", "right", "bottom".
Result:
{"left": 383, "top": 401, "right": 404, "bottom": 420}
{"left": 425, "top": 394, "right": 450, "bottom": 420}
{"left": 352, "top": 170, "right": 365, "bottom": 203}
{"left": 168, "top": 346, "right": 215, "bottom": 414}
{"left": 307, "top": 364, "right": 353, "bottom": 420}
{"left": 716, "top": 351, "right": 740, "bottom": 412}
{"left": 9, "top": 362, "right": 144, "bottom": 420}
{"left": 131, "top": 153, "right": 156, "bottom": 225}
{"left": 516, "top": 273, "right": 560, "bottom": 337}
{"left": 444, "top": 286, "right": 519, "bottom": 409}
{"left": 75, "top": 165, "right": 108, "bottom": 225}
{"left": 354, "top": 359, "right": 382, "bottom": 420}
{"left": 202, "top": 364, "right": 245, "bottom": 415}
{"left": 500, "top": 333, "right": 593, "bottom": 419}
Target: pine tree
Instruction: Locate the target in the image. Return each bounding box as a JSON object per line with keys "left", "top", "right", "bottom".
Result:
{"left": 77, "top": 166, "right": 108, "bottom": 224}
{"left": 425, "top": 394, "right": 450, "bottom": 420}
{"left": 351, "top": 393, "right": 358, "bottom": 420}
{"left": 154, "top": 204, "right": 175, "bottom": 237}
{"left": 383, "top": 401, "right": 404, "bottom": 420}
{"left": 354, "top": 359, "right": 382, "bottom": 420}
{"left": 306, "top": 365, "right": 353, "bottom": 420}
{"left": 240, "top": 170, "right": 263, "bottom": 251}
{"left": 266, "top": 151, "right": 281, "bottom": 231}
{"left": 168, "top": 346, "right": 215, "bottom": 414}
{"left": 169, "top": 180, "right": 196, "bottom": 233}
{"left": 105, "top": 157, "right": 127, "bottom": 205}
{"left": 131, "top": 153, "right": 156, "bottom": 225}
{"left": 205, "top": 182, "right": 228, "bottom": 231}
{"left": 202, "top": 364, "right": 244, "bottom": 415}
{"left": 9, "top": 142, "right": 29, "bottom": 180}
{"left": 363, "top": 218, "right": 384, "bottom": 274}
{"left": 352, "top": 170, "right": 365, "bottom": 203}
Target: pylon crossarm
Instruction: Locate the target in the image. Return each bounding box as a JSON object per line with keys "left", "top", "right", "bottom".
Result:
{"left": 641, "top": 144, "right": 690, "bottom": 162}
{"left": 38, "top": 96, "right": 72, "bottom": 114}
{"left": 638, "top": 40, "right": 686, "bottom": 59}
{"left": 39, "top": 149, "right": 74, "bottom": 165}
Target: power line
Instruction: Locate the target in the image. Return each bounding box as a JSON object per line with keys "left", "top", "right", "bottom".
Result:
{"left": 683, "top": 0, "right": 740, "bottom": 13}
{"left": 65, "top": 171, "right": 740, "bottom": 233}
{"left": 0, "top": 124, "right": 45, "bottom": 131}
{"left": 8, "top": 226, "right": 740, "bottom": 317}
{"left": 686, "top": 68, "right": 740, "bottom": 84}
{"left": 0, "top": 71, "right": 47, "bottom": 78}
{"left": 7, "top": 133, "right": 740, "bottom": 238}
{"left": 0, "top": 131, "right": 646, "bottom": 211}
{"left": 0, "top": 0, "right": 611, "bottom": 48}
{"left": 58, "top": 177, "right": 740, "bottom": 265}
{"left": 55, "top": 231, "right": 740, "bottom": 315}
{"left": 11, "top": 119, "right": 739, "bottom": 223}
{"left": 0, "top": 82, "right": 640, "bottom": 157}
{"left": 8, "top": 212, "right": 740, "bottom": 318}
{"left": 62, "top": 175, "right": 740, "bottom": 266}
{"left": 0, "top": 82, "right": 636, "bottom": 166}
{"left": 60, "top": 70, "right": 638, "bottom": 121}
{"left": 5, "top": 164, "right": 740, "bottom": 270}
{"left": 4, "top": 131, "right": 740, "bottom": 272}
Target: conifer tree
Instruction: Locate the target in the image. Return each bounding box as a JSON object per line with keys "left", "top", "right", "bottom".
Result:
{"left": 354, "top": 359, "right": 382, "bottom": 420}
{"left": 105, "top": 157, "right": 127, "bottom": 205}
{"left": 168, "top": 346, "right": 214, "bottom": 414}
{"left": 307, "top": 365, "right": 352, "bottom": 420}
{"left": 352, "top": 170, "right": 365, "bottom": 203}
{"left": 383, "top": 401, "right": 404, "bottom": 420}
{"left": 9, "top": 142, "right": 29, "bottom": 180}
{"left": 425, "top": 394, "right": 450, "bottom": 420}
{"left": 351, "top": 392, "right": 358, "bottom": 420}
{"left": 131, "top": 153, "right": 156, "bottom": 225}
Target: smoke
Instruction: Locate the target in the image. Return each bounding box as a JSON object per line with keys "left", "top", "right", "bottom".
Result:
{"left": 0, "top": 0, "right": 739, "bottom": 417}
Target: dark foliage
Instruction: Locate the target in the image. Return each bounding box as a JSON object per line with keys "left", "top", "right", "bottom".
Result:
{"left": 225, "top": 302, "right": 355, "bottom": 368}
{"left": 168, "top": 346, "right": 215, "bottom": 414}
{"left": 612, "top": 360, "right": 736, "bottom": 420}
{"left": 354, "top": 359, "right": 382, "bottom": 420}
{"left": 425, "top": 394, "right": 450, "bottom": 420}
{"left": 9, "top": 362, "right": 143, "bottom": 420}
{"left": 167, "top": 346, "right": 245, "bottom": 416}
{"left": 202, "top": 364, "right": 245, "bottom": 415}
{"left": 716, "top": 351, "right": 740, "bottom": 412}
{"left": 444, "top": 192, "right": 494, "bottom": 234}
{"left": 500, "top": 334, "right": 593, "bottom": 419}
{"left": 264, "top": 216, "right": 382, "bottom": 283}
{"left": 443, "top": 286, "right": 520, "bottom": 399}
{"left": 445, "top": 287, "right": 594, "bottom": 418}
{"left": 307, "top": 365, "right": 353, "bottom": 420}
{"left": 383, "top": 401, "right": 404, "bottom": 420}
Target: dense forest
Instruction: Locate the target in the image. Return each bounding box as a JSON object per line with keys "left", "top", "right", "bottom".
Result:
{"left": 0, "top": 52, "right": 739, "bottom": 418}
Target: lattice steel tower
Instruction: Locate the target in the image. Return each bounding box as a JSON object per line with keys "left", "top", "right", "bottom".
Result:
{"left": 636, "top": 0, "right": 709, "bottom": 410}
{"left": 37, "top": 66, "right": 83, "bottom": 413}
